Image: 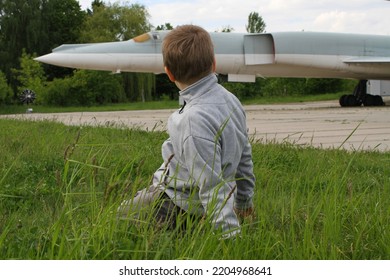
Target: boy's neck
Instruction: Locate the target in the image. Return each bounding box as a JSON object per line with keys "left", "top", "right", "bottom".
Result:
{"left": 175, "top": 73, "right": 213, "bottom": 90}
{"left": 175, "top": 81, "right": 190, "bottom": 91}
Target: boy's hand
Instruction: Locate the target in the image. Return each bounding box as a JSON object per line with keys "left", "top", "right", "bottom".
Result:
{"left": 234, "top": 207, "right": 255, "bottom": 223}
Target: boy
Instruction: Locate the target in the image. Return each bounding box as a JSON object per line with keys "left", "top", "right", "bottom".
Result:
{"left": 118, "top": 25, "right": 255, "bottom": 238}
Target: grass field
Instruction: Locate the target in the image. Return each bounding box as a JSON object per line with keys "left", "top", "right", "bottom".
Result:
{"left": 0, "top": 118, "right": 389, "bottom": 260}
{"left": 0, "top": 93, "right": 343, "bottom": 115}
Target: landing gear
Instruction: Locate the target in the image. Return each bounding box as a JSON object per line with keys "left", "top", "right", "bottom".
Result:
{"left": 363, "top": 94, "right": 385, "bottom": 106}
{"left": 339, "top": 79, "right": 385, "bottom": 107}
{"left": 339, "top": 94, "right": 361, "bottom": 107}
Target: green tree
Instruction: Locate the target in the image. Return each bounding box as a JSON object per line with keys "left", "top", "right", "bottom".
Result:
{"left": 12, "top": 50, "right": 46, "bottom": 104}
{"left": 80, "top": 2, "right": 155, "bottom": 102}
{"left": 220, "top": 25, "right": 234, "bottom": 33}
{"left": 155, "top": 23, "right": 176, "bottom": 100}
{"left": 219, "top": 12, "right": 266, "bottom": 99}
{"left": 83, "top": 70, "right": 125, "bottom": 104}
{"left": 80, "top": 2, "right": 151, "bottom": 42}
{"left": 44, "top": 70, "right": 125, "bottom": 106}
{"left": 304, "top": 78, "right": 343, "bottom": 94}
{"left": 0, "top": 0, "right": 43, "bottom": 84}
{"left": 40, "top": 0, "right": 86, "bottom": 80}
{"left": 43, "top": 77, "right": 73, "bottom": 106}
{"left": 0, "top": 71, "right": 13, "bottom": 105}
{"left": 246, "top": 12, "right": 266, "bottom": 33}
{"left": 156, "top": 23, "right": 174, "bottom": 30}
{"left": 87, "top": 0, "right": 105, "bottom": 15}
{"left": 41, "top": 0, "right": 85, "bottom": 49}
{"left": 0, "top": 0, "right": 86, "bottom": 96}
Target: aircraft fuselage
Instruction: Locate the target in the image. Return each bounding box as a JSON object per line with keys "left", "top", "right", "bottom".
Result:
{"left": 35, "top": 31, "right": 390, "bottom": 82}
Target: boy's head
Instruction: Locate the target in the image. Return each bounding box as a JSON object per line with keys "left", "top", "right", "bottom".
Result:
{"left": 162, "top": 25, "right": 215, "bottom": 85}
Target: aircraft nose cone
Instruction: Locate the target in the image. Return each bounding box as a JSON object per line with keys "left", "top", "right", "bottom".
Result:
{"left": 34, "top": 53, "right": 73, "bottom": 68}
{"left": 34, "top": 54, "right": 57, "bottom": 64}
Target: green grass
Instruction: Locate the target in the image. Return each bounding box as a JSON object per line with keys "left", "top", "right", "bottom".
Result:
{"left": 241, "top": 92, "right": 343, "bottom": 105}
{"left": 0, "top": 93, "right": 343, "bottom": 115}
{"left": 0, "top": 99, "right": 180, "bottom": 115}
{"left": 0, "top": 118, "right": 389, "bottom": 260}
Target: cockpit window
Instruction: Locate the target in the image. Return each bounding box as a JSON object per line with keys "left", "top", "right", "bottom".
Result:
{"left": 132, "top": 32, "right": 162, "bottom": 43}
{"left": 133, "top": 33, "right": 151, "bottom": 43}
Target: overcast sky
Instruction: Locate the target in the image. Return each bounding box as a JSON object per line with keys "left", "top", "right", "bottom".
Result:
{"left": 77, "top": 0, "right": 390, "bottom": 35}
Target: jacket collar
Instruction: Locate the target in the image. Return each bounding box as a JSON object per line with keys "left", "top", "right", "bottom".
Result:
{"left": 179, "top": 73, "right": 218, "bottom": 104}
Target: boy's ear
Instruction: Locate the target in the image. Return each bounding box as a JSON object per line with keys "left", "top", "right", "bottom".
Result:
{"left": 164, "top": 66, "right": 176, "bottom": 82}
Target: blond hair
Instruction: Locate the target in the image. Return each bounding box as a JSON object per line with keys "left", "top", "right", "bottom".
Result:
{"left": 162, "top": 25, "right": 215, "bottom": 84}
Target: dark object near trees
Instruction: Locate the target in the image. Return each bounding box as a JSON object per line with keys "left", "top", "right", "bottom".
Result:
{"left": 19, "top": 89, "right": 36, "bottom": 104}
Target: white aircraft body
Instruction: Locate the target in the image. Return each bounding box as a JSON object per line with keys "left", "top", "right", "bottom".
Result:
{"left": 35, "top": 31, "right": 390, "bottom": 106}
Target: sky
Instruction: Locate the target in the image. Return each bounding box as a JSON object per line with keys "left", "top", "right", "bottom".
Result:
{"left": 77, "top": 0, "right": 390, "bottom": 35}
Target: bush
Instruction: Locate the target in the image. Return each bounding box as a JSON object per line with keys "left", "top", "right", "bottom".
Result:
{"left": 223, "top": 77, "right": 354, "bottom": 100}
{"left": 304, "top": 78, "right": 343, "bottom": 94}
{"left": 0, "top": 71, "right": 14, "bottom": 105}
{"left": 43, "top": 78, "right": 73, "bottom": 106}
{"left": 12, "top": 50, "right": 46, "bottom": 105}
{"left": 43, "top": 70, "right": 126, "bottom": 106}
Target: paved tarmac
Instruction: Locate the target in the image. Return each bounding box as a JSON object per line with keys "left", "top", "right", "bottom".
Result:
{"left": 2, "top": 98, "right": 390, "bottom": 152}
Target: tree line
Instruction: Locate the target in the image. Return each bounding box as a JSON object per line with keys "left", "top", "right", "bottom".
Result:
{"left": 0, "top": 2, "right": 353, "bottom": 107}
{"left": 0, "top": 0, "right": 159, "bottom": 106}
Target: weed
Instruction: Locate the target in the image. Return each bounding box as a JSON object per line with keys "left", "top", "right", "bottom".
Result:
{"left": 0, "top": 119, "right": 389, "bottom": 259}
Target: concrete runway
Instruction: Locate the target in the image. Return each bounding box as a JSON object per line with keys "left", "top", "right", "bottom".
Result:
{"left": 2, "top": 99, "right": 390, "bottom": 152}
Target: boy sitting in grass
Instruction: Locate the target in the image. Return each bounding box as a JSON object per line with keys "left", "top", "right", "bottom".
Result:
{"left": 118, "top": 24, "right": 255, "bottom": 238}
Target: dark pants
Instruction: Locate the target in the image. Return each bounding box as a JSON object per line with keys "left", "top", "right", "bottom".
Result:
{"left": 117, "top": 185, "right": 196, "bottom": 230}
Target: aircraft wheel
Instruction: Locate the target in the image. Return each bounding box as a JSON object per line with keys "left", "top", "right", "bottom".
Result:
{"left": 363, "top": 94, "right": 374, "bottom": 106}
{"left": 363, "top": 94, "right": 384, "bottom": 106}
{"left": 340, "top": 94, "right": 362, "bottom": 107}
{"left": 345, "top": 95, "right": 361, "bottom": 107}
{"left": 374, "top": 95, "right": 385, "bottom": 106}
{"left": 339, "top": 95, "right": 348, "bottom": 107}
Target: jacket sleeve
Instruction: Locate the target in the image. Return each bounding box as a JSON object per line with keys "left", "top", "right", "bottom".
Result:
{"left": 182, "top": 135, "right": 241, "bottom": 237}
{"left": 234, "top": 140, "right": 255, "bottom": 210}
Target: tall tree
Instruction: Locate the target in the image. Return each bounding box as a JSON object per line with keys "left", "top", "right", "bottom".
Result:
{"left": 40, "top": 0, "right": 86, "bottom": 80}
{"left": 220, "top": 25, "right": 234, "bottom": 33}
{"left": 0, "top": 0, "right": 43, "bottom": 83}
{"left": 79, "top": 2, "right": 155, "bottom": 102}
{"left": 155, "top": 22, "right": 176, "bottom": 100}
{"left": 41, "top": 0, "right": 86, "bottom": 49}
{"left": 156, "top": 23, "right": 174, "bottom": 30}
{"left": 87, "top": 0, "right": 105, "bottom": 15}
{"left": 246, "top": 12, "right": 266, "bottom": 33}
{"left": 12, "top": 50, "right": 46, "bottom": 104}
{"left": 220, "top": 12, "right": 266, "bottom": 99}
{"left": 0, "top": 71, "right": 13, "bottom": 105}
{"left": 80, "top": 2, "right": 151, "bottom": 42}
{"left": 0, "top": 0, "right": 85, "bottom": 92}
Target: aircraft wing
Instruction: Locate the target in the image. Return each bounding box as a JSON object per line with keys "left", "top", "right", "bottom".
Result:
{"left": 343, "top": 57, "right": 390, "bottom": 64}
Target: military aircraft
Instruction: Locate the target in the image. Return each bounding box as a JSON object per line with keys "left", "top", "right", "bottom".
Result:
{"left": 35, "top": 30, "right": 390, "bottom": 107}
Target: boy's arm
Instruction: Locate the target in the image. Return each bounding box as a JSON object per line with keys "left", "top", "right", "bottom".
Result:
{"left": 153, "top": 138, "right": 174, "bottom": 186}
{"left": 234, "top": 141, "right": 255, "bottom": 212}
{"left": 183, "top": 135, "right": 241, "bottom": 237}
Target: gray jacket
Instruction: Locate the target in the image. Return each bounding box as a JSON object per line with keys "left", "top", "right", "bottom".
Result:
{"left": 155, "top": 73, "right": 255, "bottom": 236}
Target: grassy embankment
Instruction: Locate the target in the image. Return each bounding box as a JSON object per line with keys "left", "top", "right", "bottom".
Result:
{"left": 1, "top": 116, "right": 389, "bottom": 260}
